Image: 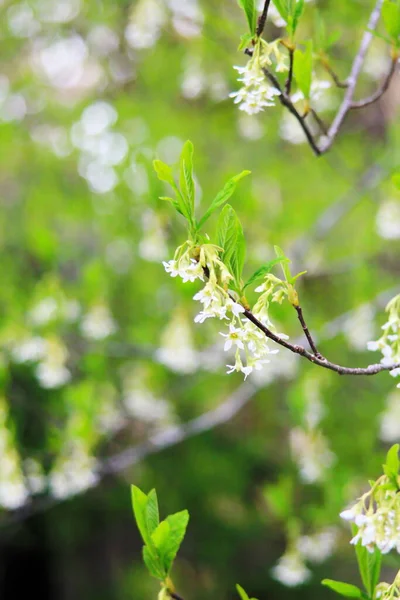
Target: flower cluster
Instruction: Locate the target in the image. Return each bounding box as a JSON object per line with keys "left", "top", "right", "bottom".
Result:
{"left": 367, "top": 294, "right": 400, "bottom": 386}
{"left": 163, "top": 243, "right": 286, "bottom": 379}
{"left": 340, "top": 478, "right": 400, "bottom": 554}
{"left": 375, "top": 571, "right": 400, "bottom": 600}
{"left": 230, "top": 40, "right": 286, "bottom": 115}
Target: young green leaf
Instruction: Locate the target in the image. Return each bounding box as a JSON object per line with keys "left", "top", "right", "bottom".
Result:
{"left": 145, "top": 488, "right": 160, "bottom": 538}
{"left": 159, "top": 196, "right": 183, "bottom": 214}
{"left": 218, "top": 205, "right": 246, "bottom": 286}
{"left": 143, "top": 546, "right": 167, "bottom": 580}
{"left": 153, "top": 160, "right": 175, "bottom": 187}
{"left": 291, "top": 0, "right": 305, "bottom": 36}
{"left": 274, "top": 245, "right": 292, "bottom": 281}
{"left": 293, "top": 41, "right": 313, "bottom": 99}
{"left": 243, "top": 257, "right": 289, "bottom": 289}
{"left": 321, "top": 579, "right": 363, "bottom": 598}
{"left": 131, "top": 485, "right": 153, "bottom": 547}
{"left": 160, "top": 510, "right": 190, "bottom": 574}
{"left": 272, "top": 0, "right": 290, "bottom": 22}
{"left": 238, "top": 0, "right": 257, "bottom": 35}
{"left": 385, "top": 443, "right": 400, "bottom": 476}
{"left": 236, "top": 584, "right": 259, "bottom": 600}
{"left": 179, "top": 140, "right": 195, "bottom": 220}
{"left": 197, "top": 170, "right": 250, "bottom": 230}
{"left": 382, "top": 0, "right": 400, "bottom": 42}
{"left": 352, "top": 524, "right": 381, "bottom": 598}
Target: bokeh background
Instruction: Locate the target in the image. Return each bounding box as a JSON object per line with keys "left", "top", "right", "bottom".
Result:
{"left": 0, "top": 0, "right": 400, "bottom": 598}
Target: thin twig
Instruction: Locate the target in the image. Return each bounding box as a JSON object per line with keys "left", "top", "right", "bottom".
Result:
{"left": 319, "top": 0, "right": 384, "bottom": 153}
{"left": 263, "top": 68, "right": 322, "bottom": 156}
{"left": 241, "top": 305, "right": 400, "bottom": 376}
{"left": 256, "top": 0, "right": 272, "bottom": 38}
{"left": 170, "top": 593, "right": 185, "bottom": 600}
{"left": 310, "top": 108, "right": 329, "bottom": 136}
{"left": 285, "top": 47, "right": 294, "bottom": 95}
{"left": 321, "top": 60, "right": 349, "bottom": 89}
{"left": 351, "top": 57, "right": 398, "bottom": 109}
{"left": 294, "top": 305, "right": 322, "bottom": 358}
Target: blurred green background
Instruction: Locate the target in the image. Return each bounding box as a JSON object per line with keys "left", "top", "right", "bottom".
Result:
{"left": 0, "top": 0, "right": 399, "bottom": 598}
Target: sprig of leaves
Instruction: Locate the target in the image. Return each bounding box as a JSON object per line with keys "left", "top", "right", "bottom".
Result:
{"left": 131, "top": 486, "right": 189, "bottom": 585}
{"left": 273, "top": 0, "right": 305, "bottom": 38}
{"left": 236, "top": 583, "right": 259, "bottom": 600}
{"left": 382, "top": 0, "right": 400, "bottom": 47}
{"left": 153, "top": 140, "right": 250, "bottom": 240}
{"left": 217, "top": 205, "right": 246, "bottom": 291}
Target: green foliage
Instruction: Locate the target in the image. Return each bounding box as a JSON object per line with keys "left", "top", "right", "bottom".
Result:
{"left": 352, "top": 530, "right": 382, "bottom": 598}
{"left": 382, "top": 0, "right": 400, "bottom": 44}
{"left": 243, "top": 256, "right": 289, "bottom": 289}
{"left": 321, "top": 580, "right": 364, "bottom": 599}
{"left": 197, "top": 171, "right": 250, "bottom": 229}
{"left": 293, "top": 41, "right": 313, "bottom": 100}
{"left": 217, "top": 205, "right": 246, "bottom": 289}
{"left": 273, "top": 0, "right": 305, "bottom": 36}
{"left": 131, "top": 486, "right": 189, "bottom": 582}
{"left": 238, "top": 0, "right": 257, "bottom": 35}
{"left": 236, "top": 583, "right": 259, "bottom": 600}
{"left": 382, "top": 443, "right": 399, "bottom": 486}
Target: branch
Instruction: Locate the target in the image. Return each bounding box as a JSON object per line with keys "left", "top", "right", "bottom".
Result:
{"left": 351, "top": 57, "right": 398, "bottom": 109}
{"left": 170, "top": 593, "right": 185, "bottom": 600}
{"left": 242, "top": 304, "right": 400, "bottom": 376}
{"left": 319, "top": 0, "right": 384, "bottom": 153}
{"left": 294, "top": 305, "right": 322, "bottom": 358}
{"left": 262, "top": 68, "right": 322, "bottom": 156}
{"left": 321, "top": 60, "right": 349, "bottom": 89}
{"left": 256, "top": 0, "right": 272, "bottom": 38}
{"left": 285, "top": 47, "right": 294, "bottom": 95}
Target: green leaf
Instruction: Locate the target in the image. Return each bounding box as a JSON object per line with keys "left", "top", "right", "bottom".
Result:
{"left": 352, "top": 526, "right": 381, "bottom": 597}
{"left": 218, "top": 205, "right": 246, "bottom": 286}
{"left": 238, "top": 0, "right": 257, "bottom": 35}
{"left": 274, "top": 245, "right": 292, "bottom": 281}
{"left": 291, "top": 0, "right": 305, "bottom": 36}
{"left": 385, "top": 443, "right": 400, "bottom": 476}
{"left": 321, "top": 580, "right": 363, "bottom": 598}
{"left": 236, "top": 584, "right": 250, "bottom": 600}
{"left": 145, "top": 489, "right": 160, "bottom": 538}
{"left": 160, "top": 510, "right": 190, "bottom": 574}
{"left": 293, "top": 41, "right": 313, "bottom": 99}
{"left": 272, "top": 0, "right": 290, "bottom": 22}
{"left": 382, "top": 0, "right": 400, "bottom": 41}
{"left": 367, "top": 548, "right": 382, "bottom": 598}
{"left": 244, "top": 257, "right": 289, "bottom": 289}
{"left": 179, "top": 140, "right": 195, "bottom": 220}
{"left": 143, "top": 546, "right": 167, "bottom": 580}
{"left": 131, "top": 485, "right": 153, "bottom": 547}
{"left": 153, "top": 160, "right": 175, "bottom": 186}
{"left": 197, "top": 170, "right": 250, "bottom": 230}
{"left": 238, "top": 32, "right": 254, "bottom": 50}
{"left": 159, "top": 196, "right": 182, "bottom": 214}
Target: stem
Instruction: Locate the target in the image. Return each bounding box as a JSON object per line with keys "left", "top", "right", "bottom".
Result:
{"left": 294, "top": 305, "right": 322, "bottom": 358}
{"left": 262, "top": 68, "right": 322, "bottom": 156}
{"left": 170, "top": 593, "right": 185, "bottom": 600}
{"left": 351, "top": 57, "right": 398, "bottom": 109}
{"left": 256, "top": 0, "right": 272, "bottom": 37}
{"left": 322, "top": 60, "right": 349, "bottom": 89}
{"left": 285, "top": 47, "right": 294, "bottom": 95}
{"left": 320, "top": 0, "right": 384, "bottom": 153}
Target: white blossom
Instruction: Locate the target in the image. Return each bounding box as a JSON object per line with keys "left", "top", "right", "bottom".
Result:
{"left": 81, "top": 304, "right": 117, "bottom": 340}
{"left": 271, "top": 552, "right": 311, "bottom": 587}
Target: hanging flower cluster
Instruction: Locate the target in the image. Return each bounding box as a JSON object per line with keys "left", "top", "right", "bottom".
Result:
{"left": 367, "top": 293, "right": 400, "bottom": 386}
{"left": 375, "top": 572, "right": 400, "bottom": 600}
{"left": 340, "top": 447, "right": 400, "bottom": 555}
{"left": 163, "top": 241, "right": 288, "bottom": 379}
{"left": 230, "top": 40, "right": 286, "bottom": 115}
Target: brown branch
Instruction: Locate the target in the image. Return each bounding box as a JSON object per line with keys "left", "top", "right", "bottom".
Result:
{"left": 351, "top": 57, "right": 398, "bottom": 109}
{"left": 262, "top": 68, "right": 322, "bottom": 156}
{"left": 285, "top": 47, "right": 294, "bottom": 95}
{"left": 294, "top": 305, "right": 323, "bottom": 358}
{"left": 256, "top": 0, "right": 272, "bottom": 37}
{"left": 170, "top": 593, "right": 185, "bottom": 600}
{"left": 241, "top": 305, "right": 400, "bottom": 376}
{"left": 309, "top": 108, "right": 329, "bottom": 136}
{"left": 321, "top": 60, "right": 349, "bottom": 89}
{"left": 319, "top": 0, "right": 384, "bottom": 153}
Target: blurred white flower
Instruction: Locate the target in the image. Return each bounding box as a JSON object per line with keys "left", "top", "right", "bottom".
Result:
{"left": 376, "top": 200, "right": 400, "bottom": 239}
{"left": 81, "top": 304, "right": 117, "bottom": 340}
{"left": 271, "top": 552, "right": 311, "bottom": 587}
{"left": 290, "top": 427, "right": 335, "bottom": 483}
{"left": 156, "top": 310, "right": 198, "bottom": 374}
{"left": 88, "top": 25, "right": 120, "bottom": 56}
{"left": 125, "top": 0, "right": 166, "bottom": 50}
{"left": 35, "top": 337, "right": 71, "bottom": 389}
{"left": 7, "top": 2, "right": 40, "bottom": 38}
{"left": 28, "top": 297, "right": 58, "bottom": 326}
{"left": 34, "top": 35, "right": 89, "bottom": 89}
{"left": 297, "top": 528, "right": 338, "bottom": 563}
{"left": 49, "top": 446, "right": 98, "bottom": 499}
{"left": 343, "top": 305, "right": 375, "bottom": 351}
{"left": 24, "top": 459, "right": 46, "bottom": 494}
{"left": 12, "top": 337, "right": 48, "bottom": 363}
{"left": 36, "top": 0, "right": 81, "bottom": 24}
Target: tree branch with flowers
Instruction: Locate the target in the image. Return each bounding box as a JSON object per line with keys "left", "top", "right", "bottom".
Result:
{"left": 230, "top": 0, "right": 400, "bottom": 156}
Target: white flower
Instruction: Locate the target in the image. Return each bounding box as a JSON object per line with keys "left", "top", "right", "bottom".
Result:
{"left": 12, "top": 337, "right": 47, "bottom": 363}
{"left": 220, "top": 323, "right": 246, "bottom": 351}
{"left": 271, "top": 552, "right": 311, "bottom": 587}
{"left": 297, "top": 528, "right": 338, "bottom": 563}
{"left": 36, "top": 363, "right": 71, "bottom": 388}
{"left": 81, "top": 304, "right": 117, "bottom": 340}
